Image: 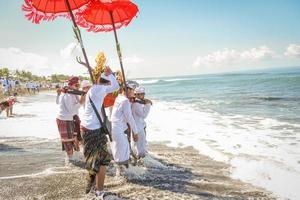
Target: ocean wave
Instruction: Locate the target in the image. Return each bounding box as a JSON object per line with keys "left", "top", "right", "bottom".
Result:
{"left": 134, "top": 79, "right": 160, "bottom": 84}
{"left": 134, "top": 79, "right": 173, "bottom": 85}
{"left": 251, "top": 96, "right": 300, "bottom": 101}
{"left": 221, "top": 72, "right": 269, "bottom": 77}
{"left": 135, "top": 77, "right": 202, "bottom": 85}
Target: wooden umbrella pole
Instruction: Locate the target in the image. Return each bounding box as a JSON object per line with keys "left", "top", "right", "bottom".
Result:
{"left": 109, "top": 11, "right": 138, "bottom": 158}
{"left": 65, "top": 0, "right": 95, "bottom": 84}
{"left": 109, "top": 11, "right": 128, "bottom": 96}
{"left": 65, "top": 0, "right": 112, "bottom": 142}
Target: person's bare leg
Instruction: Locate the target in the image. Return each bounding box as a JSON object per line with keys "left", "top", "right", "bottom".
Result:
{"left": 95, "top": 165, "right": 106, "bottom": 191}
{"left": 64, "top": 149, "right": 74, "bottom": 165}
{"left": 66, "top": 149, "right": 73, "bottom": 157}
{"left": 74, "top": 136, "right": 80, "bottom": 151}
{"left": 5, "top": 108, "right": 8, "bottom": 117}
{"left": 9, "top": 106, "right": 13, "bottom": 115}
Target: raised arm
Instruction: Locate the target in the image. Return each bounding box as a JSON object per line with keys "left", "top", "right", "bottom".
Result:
{"left": 55, "top": 89, "right": 61, "bottom": 104}
{"left": 105, "top": 74, "right": 119, "bottom": 94}
{"left": 132, "top": 103, "right": 151, "bottom": 119}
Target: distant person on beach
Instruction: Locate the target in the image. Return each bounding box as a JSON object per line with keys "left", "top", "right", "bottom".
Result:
{"left": 35, "top": 83, "right": 40, "bottom": 93}
{"left": 0, "top": 95, "right": 18, "bottom": 117}
{"left": 26, "top": 82, "right": 30, "bottom": 93}
{"left": 131, "top": 86, "right": 152, "bottom": 159}
{"left": 56, "top": 76, "right": 82, "bottom": 163}
{"left": 0, "top": 83, "right": 3, "bottom": 95}
{"left": 3, "top": 83, "right": 9, "bottom": 95}
{"left": 110, "top": 82, "right": 139, "bottom": 171}
{"left": 80, "top": 66, "right": 119, "bottom": 197}
{"left": 8, "top": 96, "right": 16, "bottom": 116}
{"left": 0, "top": 100, "right": 9, "bottom": 116}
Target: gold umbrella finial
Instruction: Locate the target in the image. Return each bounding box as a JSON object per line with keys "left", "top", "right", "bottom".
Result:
{"left": 93, "top": 51, "right": 106, "bottom": 80}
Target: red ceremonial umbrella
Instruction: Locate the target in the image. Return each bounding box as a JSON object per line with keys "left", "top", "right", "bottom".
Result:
{"left": 22, "top": 0, "right": 90, "bottom": 24}
{"left": 22, "top": 0, "right": 96, "bottom": 83}
{"left": 75, "top": 0, "right": 139, "bottom": 93}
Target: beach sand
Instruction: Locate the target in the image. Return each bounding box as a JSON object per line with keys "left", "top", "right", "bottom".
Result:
{"left": 0, "top": 137, "right": 276, "bottom": 200}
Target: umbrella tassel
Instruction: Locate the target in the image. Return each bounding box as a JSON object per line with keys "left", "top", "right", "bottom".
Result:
{"left": 117, "top": 43, "right": 122, "bottom": 59}
{"left": 65, "top": 0, "right": 94, "bottom": 84}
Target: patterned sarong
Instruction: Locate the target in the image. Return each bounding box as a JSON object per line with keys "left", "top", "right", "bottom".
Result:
{"left": 56, "top": 118, "right": 75, "bottom": 152}
{"left": 81, "top": 128, "right": 111, "bottom": 175}
{"left": 73, "top": 115, "right": 82, "bottom": 141}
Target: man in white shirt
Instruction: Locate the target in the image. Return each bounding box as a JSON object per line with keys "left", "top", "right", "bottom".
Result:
{"left": 110, "top": 82, "right": 139, "bottom": 167}
{"left": 56, "top": 77, "right": 82, "bottom": 162}
{"left": 131, "top": 87, "right": 152, "bottom": 159}
{"left": 80, "top": 66, "right": 119, "bottom": 197}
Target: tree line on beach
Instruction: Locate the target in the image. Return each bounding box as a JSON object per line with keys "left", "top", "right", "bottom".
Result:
{"left": 0, "top": 67, "right": 88, "bottom": 83}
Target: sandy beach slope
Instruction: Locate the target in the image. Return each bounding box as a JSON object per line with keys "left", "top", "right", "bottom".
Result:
{"left": 0, "top": 137, "right": 276, "bottom": 200}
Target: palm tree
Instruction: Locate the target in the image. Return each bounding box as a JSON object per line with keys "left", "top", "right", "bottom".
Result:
{"left": 0, "top": 67, "right": 10, "bottom": 78}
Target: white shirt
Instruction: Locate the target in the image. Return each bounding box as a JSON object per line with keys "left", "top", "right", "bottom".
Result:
{"left": 56, "top": 93, "right": 79, "bottom": 115}
{"left": 81, "top": 74, "right": 119, "bottom": 130}
{"left": 57, "top": 93, "right": 81, "bottom": 121}
{"left": 132, "top": 100, "right": 151, "bottom": 132}
{"left": 9, "top": 80, "right": 15, "bottom": 87}
{"left": 111, "top": 94, "right": 138, "bottom": 134}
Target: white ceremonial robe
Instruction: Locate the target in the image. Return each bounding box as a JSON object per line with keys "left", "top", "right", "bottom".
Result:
{"left": 57, "top": 93, "right": 81, "bottom": 121}
{"left": 131, "top": 100, "right": 151, "bottom": 157}
{"left": 81, "top": 74, "right": 119, "bottom": 130}
{"left": 110, "top": 95, "right": 138, "bottom": 164}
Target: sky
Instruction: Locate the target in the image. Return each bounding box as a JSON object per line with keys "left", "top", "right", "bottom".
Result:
{"left": 0, "top": 0, "right": 300, "bottom": 78}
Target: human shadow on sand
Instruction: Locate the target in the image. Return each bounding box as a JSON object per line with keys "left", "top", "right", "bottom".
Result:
{"left": 120, "top": 156, "right": 218, "bottom": 199}
{"left": 70, "top": 159, "right": 86, "bottom": 169}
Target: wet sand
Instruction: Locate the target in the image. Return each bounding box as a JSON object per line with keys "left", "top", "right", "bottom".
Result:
{"left": 0, "top": 137, "right": 277, "bottom": 200}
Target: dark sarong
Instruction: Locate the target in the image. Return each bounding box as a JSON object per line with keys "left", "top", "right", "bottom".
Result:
{"left": 73, "top": 115, "right": 82, "bottom": 141}
{"left": 81, "top": 128, "right": 111, "bottom": 175}
{"left": 56, "top": 118, "right": 75, "bottom": 152}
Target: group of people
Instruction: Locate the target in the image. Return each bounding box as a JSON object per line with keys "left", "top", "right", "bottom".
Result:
{"left": 25, "top": 82, "right": 41, "bottom": 94}
{"left": 0, "top": 78, "right": 17, "bottom": 95}
{"left": 55, "top": 66, "right": 152, "bottom": 198}
{"left": 0, "top": 77, "right": 43, "bottom": 96}
{"left": 0, "top": 78, "right": 23, "bottom": 96}
{"left": 0, "top": 78, "right": 43, "bottom": 118}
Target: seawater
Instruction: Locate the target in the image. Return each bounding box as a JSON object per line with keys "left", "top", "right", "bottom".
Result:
{"left": 137, "top": 67, "right": 300, "bottom": 200}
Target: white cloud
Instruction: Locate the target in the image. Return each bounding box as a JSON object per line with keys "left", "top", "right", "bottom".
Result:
{"left": 124, "top": 55, "right": 144, "bottom": 64}
{"left": 284, "top": 44, "right": 300, "bottom": 58}
{"left": 108, "top": 55, "right": 144, "bottom": 77}
{"left": 193, "top": 46, "right": 274, "bottom": 67}
{"left": 0, "top": 47, "right": 50, "bottom": 74}
{"left": 240, "top": 46, "right": 274, "bottom": 60}
{"left": 60, "top": 42, "right": 82, "bottom": 59}
{"left": 0, "top": 47, "right": 88, "bottom": 76}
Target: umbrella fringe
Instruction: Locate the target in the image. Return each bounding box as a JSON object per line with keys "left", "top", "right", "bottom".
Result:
{"left": 76, "top": 17, "right": 131, "bottom": 32}
{"left": 74, "top": 0, "right": 139, "bottom": 32}
{"left": 21, "top": 0, "right": 90, "bottom": 24}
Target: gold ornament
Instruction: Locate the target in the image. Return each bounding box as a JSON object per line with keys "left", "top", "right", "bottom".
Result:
{"left": 93, "top": 51, "right": 106, "bottom": 81}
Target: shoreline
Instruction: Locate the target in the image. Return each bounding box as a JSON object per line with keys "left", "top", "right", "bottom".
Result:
{"left": 0, "top": 88, "right": 53, "bottom": 101}
{"left": 0, "top": 137, "right": 277, "bottom": 200}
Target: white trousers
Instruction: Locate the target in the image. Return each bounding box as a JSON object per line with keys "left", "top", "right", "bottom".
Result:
{"left": 132, "top": 128, "right": 146, "bottom": 158}
{"left": 111, "top": 125, "right": 130, "bottom": 164}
